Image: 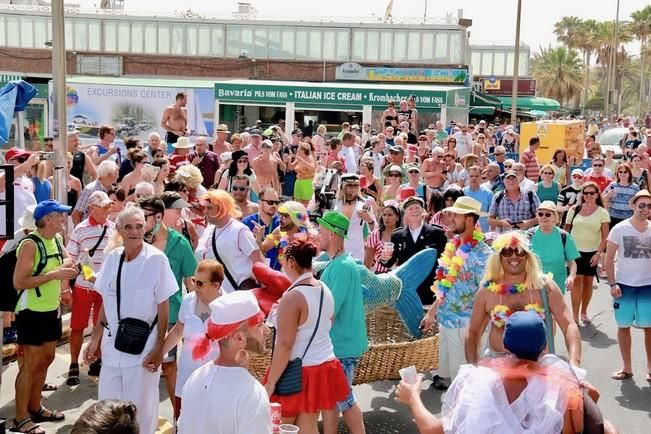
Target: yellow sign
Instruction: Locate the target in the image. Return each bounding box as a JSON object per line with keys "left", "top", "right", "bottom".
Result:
{"left": 536, "top": 124, "right": 548, "bottom": 136}
{"left": 484, "top": 79, "right": 501, "bottom": 90}
{"left": 520, "top": 120, "right": 585, "bottom": 164}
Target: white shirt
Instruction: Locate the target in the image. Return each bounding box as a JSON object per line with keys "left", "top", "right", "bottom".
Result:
{"left": 195, "top": 219, "right": 260, "bottom": 293}
{"left": 67, "top": 219, "right": 115, "bottom": 290}
{"left": 519, "top": 178, "right": 536, "bottom": 193}
{"left": 363, "top": 150, "right": 384, "bottom": 178}
{"left": 94, "top": 244, "right": 178, "bottom": 368}
{"left": 452, "top": 132, "right": 473, "bottom": 157}
{"left": 178, "top": 363, "right": 271, "bottom": 434}
{"left": 334, "top": 199, "right": 375, "bottom": 261}
{"left": 0, "top": 175, "right": 36, "bottom": 237}
{"left": 339, "top": 146, "right": 358, "bottom": 174}
{"left": 607, "top": 219, "right": 651, "bottom": 287}
{"left": 409, "top": 224, "right": 424, "bottom": 243}
{"left": 176, "top": 292, "right": 220, "bottom": 397}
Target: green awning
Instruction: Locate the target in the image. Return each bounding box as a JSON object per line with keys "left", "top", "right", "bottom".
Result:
{"left": 496, "top": 96, "right": 561, "bottom": 112}
{"left": 469, "top": 106, "right": 497, "bottom": 115}
{"left": 471, "top": 91, "right": 502, "bottom": 108}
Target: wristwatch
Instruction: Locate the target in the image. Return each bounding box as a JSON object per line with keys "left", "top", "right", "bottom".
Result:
{"left": 609, "top": 283, "right": 618, "bottom": 288}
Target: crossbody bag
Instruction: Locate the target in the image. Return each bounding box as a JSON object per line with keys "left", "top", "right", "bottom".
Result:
{"left": 211, "top": 226, "right": 258, "bottom": 291}
{"left": 71, "top": 225, "right": 108, "bottom": 287}
{"left": 113, "top": 251, "right": 159, "bottom": 355}
{"left": 273, "top": 284, "right": 324, "bottom": 396}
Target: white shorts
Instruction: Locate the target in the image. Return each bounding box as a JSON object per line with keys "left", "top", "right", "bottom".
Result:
{"left": 438, "top": 326, "right": 468, "bottom": 379}
{"left": 99, "top": 364, "right": 161, "bottom": 434}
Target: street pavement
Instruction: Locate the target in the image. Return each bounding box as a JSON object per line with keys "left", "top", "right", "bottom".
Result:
{"left": 1, "top": 279, "right": 650, "bottom": 433}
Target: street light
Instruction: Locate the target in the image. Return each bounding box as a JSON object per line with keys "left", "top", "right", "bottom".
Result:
{"left": 51, "top": 0, "right": 68, "bottom": 206}
{"left": 511, "top": 0, "right": 522, "bottom": 126}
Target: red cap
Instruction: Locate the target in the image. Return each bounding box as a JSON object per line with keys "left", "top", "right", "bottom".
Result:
{"left": 398, "top": 186, "right": 417, "bottom": 201}
{"left": 5, "top": 147, "right": 30, "bottom": 162}
{"left": 407, "top": 144, "right": 418, "bottom": 153}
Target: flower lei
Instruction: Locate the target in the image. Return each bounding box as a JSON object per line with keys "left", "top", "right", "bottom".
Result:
{"left": 267, "top": 230, "right": 309, "bottom": 263}
{"left": 432, "top": 230, "right": 484, "bottom": 305}
{"left": 483, "top": 280, "right": 527, "bottom": 295}
{"left": 490, "top": 302, "right": 545, "bottom": 328}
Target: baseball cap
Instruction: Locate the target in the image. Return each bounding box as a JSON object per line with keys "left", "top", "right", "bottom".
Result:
{"left": 161, "top": 191, "right": 191, "bottom": 209}
{"left": 504, "top": 170, "right": 518, "bottom": 178}
{"left": 33, "top": 199, "right": 72, "bottom": 220}
{"left": 88, "top": 191, "right": 114, "bottom": 208}
{"left": 291, "top": 129, "right": 303, "bottom": 136}
{"left": 503, "top": 311, "right": 547, "bottom": 361}
{"left": 571, "top": 168, "right": 584, "bottom": 177}
{"left": 249, "top": 128, "right": 262, "bottom": 137}
{"left": 5, "top": 147, "right": 31, "bottom": 162}
{"left": 389, "top": 145, "right": 405, "bottom": 154}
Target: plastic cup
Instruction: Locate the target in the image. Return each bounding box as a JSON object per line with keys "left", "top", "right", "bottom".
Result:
{"left": 383, "top": 241, "right": 394, "bottom": 252}
{"left": 279, "top": 424, "right": 300, "bottom": 434}
{"left": 399, "top": 365, "right": 418, "bottom": 385}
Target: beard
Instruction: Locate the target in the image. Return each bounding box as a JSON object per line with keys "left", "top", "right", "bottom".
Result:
{"left": 245, "top": 332, "right": 265, "bottom": 355}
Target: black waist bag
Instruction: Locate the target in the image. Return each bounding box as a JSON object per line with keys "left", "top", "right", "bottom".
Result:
{"left": 114, "top": 252, "right": 157, "bottom": 355}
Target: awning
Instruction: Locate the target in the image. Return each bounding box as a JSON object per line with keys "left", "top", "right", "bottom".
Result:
{"left": 496, "top": 96, "right": 561, "bottom": 112}
{"left": 469, "top": 91, "right": 502, "bottom": 116}
{"left": 469, "top": 106, "right": 498, "bottom": 115}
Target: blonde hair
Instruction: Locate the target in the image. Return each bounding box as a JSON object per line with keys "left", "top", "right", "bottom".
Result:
{"left": 174, "top": 164, "right": 204, "bottom": 190}
{"left": 540, "top": 164, "right": 556, "bottom": 176}
{"left": 316, "top": 125, "right": 327, "bottom": 135}
{"left": 481, "top": 232, "right": 545, "bottom": 291}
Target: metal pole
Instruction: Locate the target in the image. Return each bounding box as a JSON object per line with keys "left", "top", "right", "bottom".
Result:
{"left": 52, "top": 0, "right": 68, "bottom": 205}
{"left": 612, "top": 0, "right": 621, "bottom": 116}
{"left": 510, "top": 0, "right": 522, "bottom": 126}
{"left": 16, "top": 112, "right": 25, "bottom": 149}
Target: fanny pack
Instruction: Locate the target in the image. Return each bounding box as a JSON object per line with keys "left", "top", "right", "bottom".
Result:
{"left": 114, "top": 251, "right": 158, "bottom": 355}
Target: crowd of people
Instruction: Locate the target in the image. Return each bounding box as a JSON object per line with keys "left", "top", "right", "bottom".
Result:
{"left": 1, "top": 112, "right": 650, "bottom": 434}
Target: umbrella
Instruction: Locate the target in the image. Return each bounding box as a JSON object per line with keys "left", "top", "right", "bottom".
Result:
{"left": 0, "top": 80, "right": 38, "bottom": 144}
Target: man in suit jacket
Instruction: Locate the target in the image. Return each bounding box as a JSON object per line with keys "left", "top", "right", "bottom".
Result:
{"left": 380, "top": 195, "right": 447, "bottom": 305}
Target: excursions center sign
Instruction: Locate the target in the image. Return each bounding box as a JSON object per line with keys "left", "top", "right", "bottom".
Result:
{"left": 213, "top": 80, "right": 470, "bottom": 111}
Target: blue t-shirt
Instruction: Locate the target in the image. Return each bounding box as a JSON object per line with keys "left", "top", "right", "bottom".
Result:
{"left": 436, "top": 241, "right": 492, "bottom": 329}
{"left": 241, "top": 213, "right": 281, "bottom": 270}
{"left": 604, "top": 182, "right": 639, "bottom": 220}
{"left": 463, "top": 186, "right": 494, "bottom": 232}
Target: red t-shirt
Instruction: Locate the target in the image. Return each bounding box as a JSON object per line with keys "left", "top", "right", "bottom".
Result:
{"left": 584, "top": 174, "right": 611, "bottom": 192}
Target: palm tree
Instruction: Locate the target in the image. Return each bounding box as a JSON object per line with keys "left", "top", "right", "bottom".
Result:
{"left": 531, "top": 46, "right": 584, "bottom": 108}
{"left": 593, "top": 20, "right": 634, "bottom": 112}
{"left": 554, "top": 16, "right": 584, "bottom": 49}
{"left": 630, "top": 6, "right": 651, "bottom": 114}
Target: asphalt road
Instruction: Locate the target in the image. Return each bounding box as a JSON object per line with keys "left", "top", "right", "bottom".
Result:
{"left": 1, "top": 279, "right": 649, "bottom": 433}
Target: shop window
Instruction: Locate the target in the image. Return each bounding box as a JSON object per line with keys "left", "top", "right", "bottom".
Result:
{"left": 434, "top": 32, "right": 448, "bottom": 61}
{"left": 393, "top": 32, "right": 407, "bottom": 62}
{"left": 296, "top": 29, "right": 308, "bottom": 58}
{"left": 131, "top": 23, "right": 143, "bottom": 53}
{"left": 351, "top": 30, "right": 364, "bottom": 61}
{"left": 253, "top": 27, "right": 267, "bottom": 58}
{"left": 143, "top": 23, "right": 156, "bottom": 54}
{"left": 104, "top": 21, "right": 117, "bottom": 52}
{"left": 158, "top": 24, "right": 171, "bottom": 55}
{"left": 493, "top": 52, "right": 506, "bottom": 76}
{"left": 366, "top": 30, "right": 379, "bottom": 62}
{"left": 379, "top": 31, "right": 392, "bottom": 61}
{"left": 19, "top": 16, "right": 34, "bottom": 48}
{"left": 88, "top": 21, "right": 101, "bottom": 51}
{"left": 449, "top": 32, "right": 462, "bottom": 63}
{"left": 187, "top": 26, "right": 198, "bottom": 56}
{"left": 335, "top": 30, "right": 349, "bottom": 61}
{"left": 117, "top": 22, "right": 130, "bottom": 52}
{"left": 198, "top": 26, "right": 211, "bottom": 56}
{"left": 421, "top": 33, "right": 434, "bottom": 62}
{"left": 506, "top": 52, "right": 515, "bottom": 75}
{"left": 308, "top": 29, "right": 322, "bottom": 60}
{"left": 226, "top": 25, "right": 241, "bottom": 57}
{"left": 211, "top": 26, "right": 224, "bottom": 56}
{"left": 171, "top": 24, "right": 184, "bottom": 55}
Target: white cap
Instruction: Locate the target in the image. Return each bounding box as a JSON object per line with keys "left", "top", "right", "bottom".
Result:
{"left": 571, "top": 168, "right": 584, "bottom": 177}
{"left": 207, "top": 291, "right": 263, "bottom": 341}
{"left": 220, "top": 152, "right": 233, "bottom": 162}
{"left": 88, "top": 191, "right": 114, "bottom": 207}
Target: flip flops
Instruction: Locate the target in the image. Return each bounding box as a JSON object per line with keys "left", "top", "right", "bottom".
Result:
{"left": 611, "top": 370, "right": 633, "bottom": 380}
{"left": 41, "top": 383, "right": 58, "bottom": 391}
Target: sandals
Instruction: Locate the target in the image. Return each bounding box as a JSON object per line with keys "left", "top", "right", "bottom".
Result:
{"left": 10, "top": 417, "right": 45, "bottom": 434}
{"left": 611, "top": 370, "right": 633, "bottom": 380}
{"left": 29, "top": 406, "right": 65, "bottom": 423}
{"left": 66, "top": 363, "right": 80, "bottom": 386}
{"left": 581, "top": 315, "right": 592, "bottom": 325}
{"left": 41, "top": 383, "right": 58, "bottom": 391}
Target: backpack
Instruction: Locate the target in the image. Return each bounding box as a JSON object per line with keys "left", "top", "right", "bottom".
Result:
{"left": 494, "top": 189, "right": 537, "bottom": 219}
{"left": 0, "top": 233, "right": 64, "bottom": 312}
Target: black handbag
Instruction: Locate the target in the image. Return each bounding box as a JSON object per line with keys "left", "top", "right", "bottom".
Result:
{"left": 211, "top": 226, "right": 258, "bottom": 291}
{"left": 113, "top": 252, "right": 158, "bottom": 355}
{"left": 273, "top": 285, "right": 324, "bottom": 396}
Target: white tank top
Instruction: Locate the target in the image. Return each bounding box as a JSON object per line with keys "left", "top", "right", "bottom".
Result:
{"left": 289, "top": 283, "right": 336, "bottom": 367}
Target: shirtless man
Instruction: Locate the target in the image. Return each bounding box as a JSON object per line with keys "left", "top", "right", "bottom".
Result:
{"left": 251, "top": 140, "right": 280, "bottom": 193}
{"left": 288, "top": 142, "right": 316, "bottom": 207}
{"left": 422, "top": 146, "right": 446, "bottom": 192}
{"left": 87, "top": 125, "right": 121, "bottom": 166}
{"left": 212, "top": 124, "right": 232, "bottom": 156}
{"left": 160, "top": 92, "right": 188, "bottom": 153}
{"left": 231, "top": 175, "right": 259, "bottom": 219}
{"left": 465, "top": 231, "right": 581, "bottom": 367}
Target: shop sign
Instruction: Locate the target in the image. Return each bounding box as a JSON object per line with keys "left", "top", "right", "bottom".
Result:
{"left": 336, "top": 64, "right": 468, "bottom": 84}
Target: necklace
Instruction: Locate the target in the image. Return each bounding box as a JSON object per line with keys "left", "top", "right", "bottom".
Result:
{"left": 433, "top": 230, "right": 484, "bottom": 304}
{"left": 483, "top": 280, "right": 527, "bottom": 295}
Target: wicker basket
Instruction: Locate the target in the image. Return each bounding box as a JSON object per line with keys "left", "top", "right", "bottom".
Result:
{"left": 248, "top": 306, "right": 438, "bottom": 385}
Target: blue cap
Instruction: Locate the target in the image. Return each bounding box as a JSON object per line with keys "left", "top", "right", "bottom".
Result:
{"left": 503, "top": 311, "right": 547, "bottom": 361}
{"left": 33, "top": 199, "right": 72, "bottom": 221}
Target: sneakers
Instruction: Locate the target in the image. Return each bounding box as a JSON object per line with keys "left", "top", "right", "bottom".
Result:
{"left": 3, "top": 327, "right": 17, "bottom": 345}
{"left": 88, "top": 359, "right": 102, "bottom": 377}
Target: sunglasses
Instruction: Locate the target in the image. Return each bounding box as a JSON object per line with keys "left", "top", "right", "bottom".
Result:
{"left": 582, "top": 190, "right": 597, "bottom": 196}
{"left": 537, "top": 212, "right": 553, "bottom": 218}
{"left": 408, "top": 170, "right": 420, "bottom": 174}
{"left": 504, "top": 165, "right": 513, "bottom": 168}
{"left": 419, "top": 138, "right": 427, "bottom": 142}
{"left": 592, "top": 164, "right": 603, "bottom": 167}
{"left": 262, "top": 199, "right": 281, "bottom": 206}
{"left": 617, "top": 171, "right": 628, "bottom": 174}
{"left": 638, "top": 202, "right": 651, "bottom": 210}
{"left": 500, "top": 247, "right": 527, "bottom": 258}
{"left": 388, "top": 173, "right": 401, "bottom": 177}
{"left": 192, "top": 277, "right": 217, "bottom": 288}
{"left": 232, "top": 186, "right": 248, "bottom": 192}
{"left": 494, "top": 153, "right": 504, "bottom": 156}
{"left": 572, "top": 174, "right": 582, "bottom": 178}
{"left": 542, "top": 172, "right": 554, "bottom": 175}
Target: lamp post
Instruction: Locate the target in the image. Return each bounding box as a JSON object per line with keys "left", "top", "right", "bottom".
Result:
{"left": 510, "top": 0, "right": 522, "bottom": 126}
{"left": 612, "top": 0, "right": 621, "bottom": 116}
{"left": 52, "top": 0, "right": 68, "bottom": 205}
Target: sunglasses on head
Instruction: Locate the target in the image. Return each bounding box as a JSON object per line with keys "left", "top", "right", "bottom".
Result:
{"left": 537, "top": 211, "right": 553, "bottom": 218}
{"left": 232, "top": 186, "right": 248, "bottom": 192}
{"left": 500, "top": 247, "right": 527, "bottom": 257}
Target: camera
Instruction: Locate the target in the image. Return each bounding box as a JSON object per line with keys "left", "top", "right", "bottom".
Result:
{"left": 39, "top": 152, "right": 54, "bottom": 161}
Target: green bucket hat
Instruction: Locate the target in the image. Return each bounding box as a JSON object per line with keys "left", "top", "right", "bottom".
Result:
{"left": 317, "top": 211, "right": 350, "bottom": 239}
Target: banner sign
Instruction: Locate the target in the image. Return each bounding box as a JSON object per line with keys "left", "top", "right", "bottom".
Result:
{"left": 336, "top": 64, "right": 469, "bottom": 85}
{"left": 214, "top": 82, "right": 470, "bottom": 109}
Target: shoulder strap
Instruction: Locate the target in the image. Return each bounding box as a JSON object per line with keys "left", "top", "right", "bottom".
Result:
{"left": 89, "top": 225, "right": 109, "bottom": 258}
{"left": 527, "top": 190, "right": 536, "bottom": 217}
{"left": 25, "top": 234, "right": 63, "bottom": 297}
{"left": 301, "top": 285, "right": 325, "bottom": 360}
{"left": 116, "top": 251, "right": 125, "bottom": 321}
{"left": 539, "top": 282, "right": 555, "bottom": 355}
{"left": 494, "top": 190, "right": 505, "bottom": 207}
{"left": 559, "top": 228, "right": 567, "bottom": 261}
{"left": 211, "top": 227, "right": 239, "bottom": 290}
{"left": 568, "top": 204, "right": 582, "bottom": 227}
